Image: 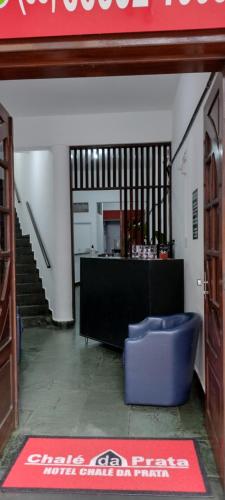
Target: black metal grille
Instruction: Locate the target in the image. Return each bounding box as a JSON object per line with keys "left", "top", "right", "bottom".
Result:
{"left": 70, "top": 142, "right": 172, "bottom": 256}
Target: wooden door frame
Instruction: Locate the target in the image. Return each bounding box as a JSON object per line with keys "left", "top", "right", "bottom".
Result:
{"left": 0, "top": 106, "right": 18, "bottom": 453}
{"left": 203, "top": 73, "right": 225, "bottom": 486}
{"left": 221, "top": 73, "right": 225, "bottom": 488}
{"left": 0, "top": 28, "right": 225, "bottom": 79}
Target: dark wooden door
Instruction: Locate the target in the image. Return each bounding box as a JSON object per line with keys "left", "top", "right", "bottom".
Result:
{"left": 204, "top": 74, "right": 225, "bottom": 486}
{"left": 0, "top": 103, "right": 17, "bottom": 452}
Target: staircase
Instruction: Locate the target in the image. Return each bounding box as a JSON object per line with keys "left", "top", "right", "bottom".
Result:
{"left": 15, "top": 213, "right": 52, "bottom": 327}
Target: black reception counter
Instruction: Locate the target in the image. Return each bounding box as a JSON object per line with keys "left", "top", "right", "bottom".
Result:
{"left": 80, "top": 257, "right": 184, "bottom": 349}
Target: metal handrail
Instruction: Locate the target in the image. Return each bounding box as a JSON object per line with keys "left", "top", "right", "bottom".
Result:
{"left": 14, "top": 182, "right": 21, "bottom": 203}
{"left": 26, "top": 201, "right": 51, "bottom": 269}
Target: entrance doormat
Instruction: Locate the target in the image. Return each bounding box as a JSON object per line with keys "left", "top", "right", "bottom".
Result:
{"left": 1, "top": 436, "right": 209, "bottom": 495}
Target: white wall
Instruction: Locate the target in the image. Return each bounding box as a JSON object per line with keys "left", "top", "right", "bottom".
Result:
{"left": 15, "top": 150, "right": 54, "bottom": 312}
{"left": 13, "top": 110, "right": 172, "bottom": 149}
{"left": 15, "top": 147, "right": 73, "bottom": 322}
{"left": 172, "top": 73, "right": 212, "bottom": 390}
{"left": 52, "top": 145, "right": 73, "bottom": 322}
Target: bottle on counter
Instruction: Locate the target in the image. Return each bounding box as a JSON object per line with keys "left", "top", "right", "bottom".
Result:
{"left": 159, "top": 244, "right": 169, "bottom": 260}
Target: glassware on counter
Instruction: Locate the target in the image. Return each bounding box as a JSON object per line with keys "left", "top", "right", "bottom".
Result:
{"left": 132, "top": 244, "right": 157, "bottom": 260}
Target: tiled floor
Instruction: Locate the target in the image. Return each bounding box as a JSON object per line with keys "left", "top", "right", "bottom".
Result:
{"left": 0, "top": 292, "right": 224, "bottom": 499}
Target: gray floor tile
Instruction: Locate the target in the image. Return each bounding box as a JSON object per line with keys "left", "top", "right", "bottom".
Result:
{"left": 178, "top": 402, "right": 207, "bottom": 438}
{"left": 54, "top": 388, "right": 88, "bottom": 414}
{"left": 18, "top": 409, "right": 34, "bottom": 426}
{"left": 198, "top": 439, "right": 220, "bottom": 478}
{"left": 19, "top": 385, "right": 59, "bottom": 412}
{"left": 90, "top": 372, "right": 124, "bottom": 393}
{"left": 207, "top": 477, "right": 224, "bottom": 499}
{"left": 77, "top": 410, "right": 130, "bottom": 437}
{"left": 129, "top": 407, "right": 181, "bottom": 437}
{"left": 23, "top": 420, "right": 79, "bottom": 436}
{"left": 84, "top": 389, "right": 125, "bottom": 409}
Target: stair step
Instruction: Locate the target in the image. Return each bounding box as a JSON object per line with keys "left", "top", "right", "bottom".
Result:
{"left": 16, "top": 272, "right": 40, "bottom": 283}
{"left": 22, "top": 315, "right": 52, "bottom": 328}
{"left": 16, "top": 263, "right": 37, "bottom": 273}
{"left": 16, "top": 282, "right": 43, "bottom": 294}
{"left": 16, "top": 254, "right": 34, "bottom": 264}
{"left": 17, "top": 293, "right": 47, "bottom": 306}
{"left": 16, "top": 236, "right": 30, "bottom": 247}
{"left": 18, "top": 304, "right": 50, "bottom": 317}
{"left": 16, "top": 246, "right": 33, "bottom": 255}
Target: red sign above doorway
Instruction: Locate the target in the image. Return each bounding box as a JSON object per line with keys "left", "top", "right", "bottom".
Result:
{"left": 0, "top": 1, "right": 225, "bottom": 39}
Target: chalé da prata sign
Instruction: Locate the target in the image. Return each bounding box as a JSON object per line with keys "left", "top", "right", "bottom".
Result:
{"left": 2, "top": 437, "right": 207, "bottom": 494}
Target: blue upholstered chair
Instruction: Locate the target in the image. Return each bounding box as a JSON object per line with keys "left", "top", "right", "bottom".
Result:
{"left": 124, "top": 313, "right": 201, "bottom": 406}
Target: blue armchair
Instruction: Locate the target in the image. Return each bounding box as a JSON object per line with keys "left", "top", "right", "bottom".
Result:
{"left": 124, "top": 313, "right": 201, "bottom": 406}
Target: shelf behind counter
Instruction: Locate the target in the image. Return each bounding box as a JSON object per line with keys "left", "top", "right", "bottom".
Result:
{"left": 80, "top": 256, "right": 184, "bottom": 349}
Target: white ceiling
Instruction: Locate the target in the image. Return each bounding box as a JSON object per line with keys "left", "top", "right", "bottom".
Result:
{"left": 0, "top": 75, "right": 179, "bottom": 118}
